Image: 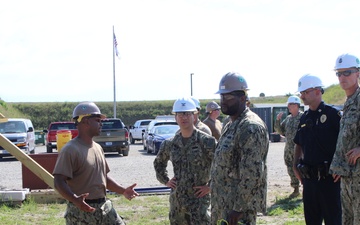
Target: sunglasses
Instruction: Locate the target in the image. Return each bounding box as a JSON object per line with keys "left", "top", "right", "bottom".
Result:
{"left": 336, "top": 69, "right": 358, "bottom": 77}
{"left": 220, "top": 91, "right": 245, "bottom": 100}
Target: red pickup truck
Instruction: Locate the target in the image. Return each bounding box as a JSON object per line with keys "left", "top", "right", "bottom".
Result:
{"left": 43, "top": 122, "right": 78, "bottom": 153}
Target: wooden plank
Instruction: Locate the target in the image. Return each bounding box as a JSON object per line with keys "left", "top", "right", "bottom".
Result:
{"left": 0, "top": 134, "right": 54, "bottom": 189}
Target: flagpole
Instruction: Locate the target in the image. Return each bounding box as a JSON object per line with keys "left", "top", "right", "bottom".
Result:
{"left": 112, "top": 25, "right": 116, "bottom": 118}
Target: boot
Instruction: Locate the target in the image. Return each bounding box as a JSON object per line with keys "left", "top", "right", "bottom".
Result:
{"left": 289, "top": 187, "right": 300, "bottom": 198}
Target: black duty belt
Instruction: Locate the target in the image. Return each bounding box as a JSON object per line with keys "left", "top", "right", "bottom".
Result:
{"left": 85, "top": 197, "right": 106, "bottom": 204}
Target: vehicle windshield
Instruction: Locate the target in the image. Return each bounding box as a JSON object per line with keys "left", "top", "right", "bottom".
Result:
{"left": 153, "top": 125, "right": 179, "bottom": 135}
{"left": 101, "top": 120, "right": 123, "bottom": 129}
{"left": 0, "top": 121, "right": 26, "bottom": 133}
{"left": 51, "top": 123, "right": 76, "bottom": 130}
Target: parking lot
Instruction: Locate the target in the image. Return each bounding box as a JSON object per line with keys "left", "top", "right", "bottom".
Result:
{"left": 0, "top": 141, "right": 292, "bottom": 202}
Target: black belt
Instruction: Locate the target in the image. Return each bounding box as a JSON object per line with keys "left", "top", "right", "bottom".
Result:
{"left": 85, "top": 197, "right": 106, "bottom": 204}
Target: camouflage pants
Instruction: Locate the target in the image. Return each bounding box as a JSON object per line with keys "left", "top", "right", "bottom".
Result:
{"left": 65, "top": 200, "right": 125, "bottom": 225}
{"left": 211, "top": 210, "right": 256, "bottom": 225}
{"left": 284, "top": 147, "right": 299, "bottom": 188}
{"left": 341, "top": 176, "right": 360, "bottom": 225}
{"left": 169, "top": 192, "right": 210, "bottom": 225}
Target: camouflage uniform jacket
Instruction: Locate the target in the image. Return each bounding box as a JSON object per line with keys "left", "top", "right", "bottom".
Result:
{"left": 330, "top": 87, "right": 360, "bottom": 177}
{"left": 274, "top": 112, "right": 303, "bottom": 165}
{"left": 153, "top": 128, "right": 216, "bottom": 206}
{"left": 211, "top": 108, "right": 269, "bottom": 217}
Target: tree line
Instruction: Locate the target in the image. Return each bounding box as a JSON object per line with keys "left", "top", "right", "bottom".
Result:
{"left": 8, "top": 100, "right": 221, "bottom": 130}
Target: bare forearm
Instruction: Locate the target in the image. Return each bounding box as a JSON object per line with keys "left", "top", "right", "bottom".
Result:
{"left": 54, "top": 176, "right": 77, "bottom": 203}
{"left": 106, "top": 176, "right": 126, "bottom": 194}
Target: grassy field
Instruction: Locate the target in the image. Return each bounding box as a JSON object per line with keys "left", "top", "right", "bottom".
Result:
{"left": 0, "top": 193, "right": 306, "bottom": 225}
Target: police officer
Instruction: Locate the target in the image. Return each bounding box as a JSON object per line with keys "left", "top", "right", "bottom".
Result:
{"left": 203, "top": 101, "right": 222, "bottom": 140}
{"left": 330, "top": 53, "right": 360, "bottom": 225}
{"left": 293, "top": 74, "right": 341, "bottom": 225}
{"left": 191, "top": 97, "right": 212, "bottom": 136}
{"left": 211, "top": 72, "right": 269, "bottom": 225}
{"left": 153, "top": 97, "right": 216, "bottom": 225}
{"left": 274, "top": 95, "right": 303, "bottom": 198}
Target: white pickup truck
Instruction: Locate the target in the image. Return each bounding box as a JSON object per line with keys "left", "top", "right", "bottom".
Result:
{"left": 129, "top": 119, "right": 153, "bottom": 144}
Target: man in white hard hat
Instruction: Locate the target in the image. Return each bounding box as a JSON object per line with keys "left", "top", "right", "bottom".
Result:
{"left": 154, "top": 97, "right": 216, "bottom": 224}
{"left": 203, "top": 101, "right": 222, "bottom": 140}
{"left": 330, "top": 53, "right": 360, "bottom": 225}
{"left": 53, "top": 102, "right": 139, "bottom": 225}
{"left": 293, "top": 75, "right": 342, "bottom": 225}
{"left": 274, "top": 95, "right": 303, "bottom": 198}
{"left": 191, "top": 97, "right": 212, "bottom": 136}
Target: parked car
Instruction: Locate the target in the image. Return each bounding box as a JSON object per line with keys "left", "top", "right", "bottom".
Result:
{"left": 128, "top": 119, "right": 153, "bottom": 144}
{"left": 154, "top": 115, "right": 175, "bottom": 121}
{"left": 43, "top": 122, "right": 78, "bottom": 153}
{"left": 145, "top": 124, "right": 179, "bottom": 154}
{"left": 0, "top": 118, "right": 36, "bottom": 158}
{"left": 142, "top": 120, "right": 178, "bottom": 150}
{"left": 93, "top": 118, "right": 130, "bottom": 156}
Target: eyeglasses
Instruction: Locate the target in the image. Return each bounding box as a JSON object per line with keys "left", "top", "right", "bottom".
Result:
{"left": 336, "top": 69, "right": 359, "bottom": 77}
{"left": 176, "top": 112, "right": 194, "bottom": 118}
{"left": 300, "top": 89, "right": 316, "bottom": 95}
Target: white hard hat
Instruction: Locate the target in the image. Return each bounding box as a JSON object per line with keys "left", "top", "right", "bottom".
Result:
{"left": 334, "top": 53, "right": 360, "bottom": 70}
{"left": 191, "top": 97, "right": 201, "bottom": 110}
{"left": 297, "top": 74, "right": 324, "bottom": 92}
{"left": 172, "top": 97, "right": 197, "bottom": 113}
{"left": 287, "top": 96, "right": 301, "bottom": 104}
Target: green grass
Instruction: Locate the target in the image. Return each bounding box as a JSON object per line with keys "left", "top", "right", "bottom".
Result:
{"left": 0, "top": 193, "right": 307, "bottom": 225}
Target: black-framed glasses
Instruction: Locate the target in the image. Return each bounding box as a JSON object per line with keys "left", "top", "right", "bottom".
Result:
{"left": 336, "top": 69, "right": 358, "bottom": 77}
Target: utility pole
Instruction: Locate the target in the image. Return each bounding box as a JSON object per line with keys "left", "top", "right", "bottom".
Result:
{"left": 190, "top": 73, "right": 194, "bottom": 96}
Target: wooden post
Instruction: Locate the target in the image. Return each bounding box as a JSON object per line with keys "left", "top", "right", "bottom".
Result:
{"left": 0, "top": 134, "right": 54, "bottom": 189}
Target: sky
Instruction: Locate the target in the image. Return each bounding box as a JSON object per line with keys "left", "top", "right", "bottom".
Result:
{"left": 1, "top": 0, "right": 360, "bottom": 103}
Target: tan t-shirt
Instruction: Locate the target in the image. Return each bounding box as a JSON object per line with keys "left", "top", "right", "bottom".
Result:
{"left": 203, "top": 117, "right": 222, "bottom": 141}
{"left": 53, "top": 137, "right": 109, "bottom": 199}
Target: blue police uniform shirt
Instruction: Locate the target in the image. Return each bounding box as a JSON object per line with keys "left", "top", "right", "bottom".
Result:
{"left": 294, "top": 101, "right": 341, "bottom": 166}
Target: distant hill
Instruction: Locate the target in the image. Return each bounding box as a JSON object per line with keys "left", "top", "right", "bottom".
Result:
{"left": 249, "top": 84, "right": 346, "bottom": 106}
{"left": 0, "top": 84, "right": 347, "bottom": 130}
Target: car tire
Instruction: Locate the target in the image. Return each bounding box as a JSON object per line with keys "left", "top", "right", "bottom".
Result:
{"left": 46, "top": 146, "right": 52, "bottom": 153}
{"left": 130, "top": 134, "right": 135, "bottom": 144}
{"left": 146, "top": 143, "right": 151, "bottom": 153}
{"left": 152, "top": 143, "right": 157, "bottom": 155}
{"left": 122, "top": 149, "right": 129, "bottom": 156}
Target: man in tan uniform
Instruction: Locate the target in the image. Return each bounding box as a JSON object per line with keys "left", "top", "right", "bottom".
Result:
{"left": 53, "top": 102, "right": 139, "bottom": 225}
{"left": 191, "top": 97, "right": 212, "bottom": 135}
{"left": 203, "top": 101, "right": 222, "bottom": 140}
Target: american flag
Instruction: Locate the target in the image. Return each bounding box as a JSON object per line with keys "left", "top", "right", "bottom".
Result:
{"left": 113, "top": 33, "right": 119, "bottom": 58}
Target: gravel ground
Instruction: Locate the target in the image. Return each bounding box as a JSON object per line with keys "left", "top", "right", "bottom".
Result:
{"left": 0, "top": 141, "right": 294, "bottom": 201}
